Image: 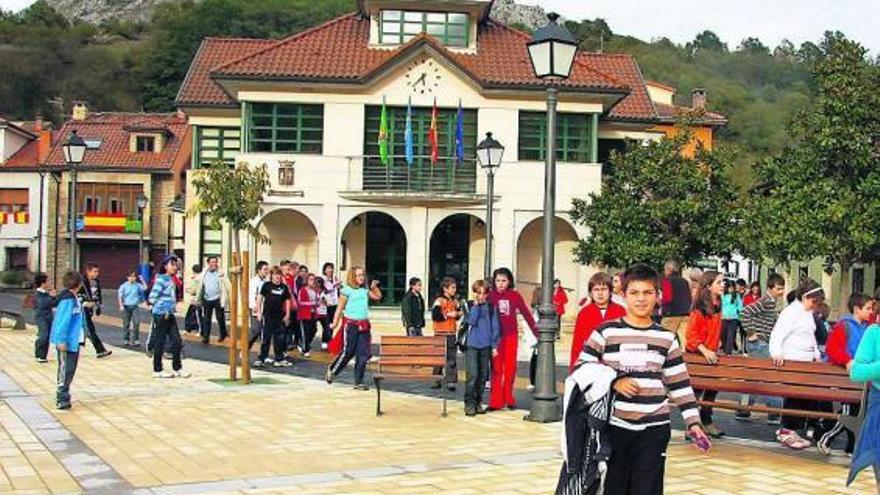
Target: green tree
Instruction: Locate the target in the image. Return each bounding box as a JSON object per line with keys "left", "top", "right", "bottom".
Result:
{"left": 686, "top": 30, "right": 728, "bottom": 56}
{"left": 738, "top": 37, "right": 770, "bottom": 56}
{"left": 740, "top": 33, "right": 880, "bottom": 310}
{"left": 570, "top": 125, "right": 741, "bottom": 268}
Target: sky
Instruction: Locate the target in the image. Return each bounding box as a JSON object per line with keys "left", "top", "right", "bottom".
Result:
{"left": 1, "top": 0, "right": 877, "bottom": 53}
{"left": 525, "top": 0, "right": 879, "bottom": 53}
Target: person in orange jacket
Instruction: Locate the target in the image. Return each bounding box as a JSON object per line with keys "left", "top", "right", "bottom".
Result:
{"left": 569, "top": 272, "right": 625, "bottom": 371}
{"left": 686, "top": 270, "right": 725, "bottom": 438}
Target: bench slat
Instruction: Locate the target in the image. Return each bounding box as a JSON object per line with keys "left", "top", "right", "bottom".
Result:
{"left": 380, "top": 336, "right": 447, "bottom": 346}
{"left": 379, "top": 346, "right": 447, "bottom": 357}
{"left": 697, "top": 400, "right": 840, "bottom": 420}
{"left": 378, "top": 357, "right": 446, "bottom": 367}
{"left": 691, "top": 377, "right": 862, "bottom": 403}
{"left": 375, "top": 374, "right": 444, "bottom": 381}
{"left": 687, "top": 363, "right": 859, "bottom": 390}
{"left": 683, "top": 354, "right": 849, "bottom": 376}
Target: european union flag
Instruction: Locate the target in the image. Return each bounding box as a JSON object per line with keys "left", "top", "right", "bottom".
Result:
{"left": 455, "top": 100, "right": 465, "bottom": 164}
{"left": 405, "top": 98, "right": 414, "bottom": 166}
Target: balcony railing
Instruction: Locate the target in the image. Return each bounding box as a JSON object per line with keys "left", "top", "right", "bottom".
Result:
{"left": 362, "top": 155, "right": 477, "bottom": 195}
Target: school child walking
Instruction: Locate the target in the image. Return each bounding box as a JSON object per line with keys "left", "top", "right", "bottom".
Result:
{"left": 33, "top": 273, "right": 55, "bottom": 363}
{"left": 320, "top": 263, "right": 341, "bottom": 350}
{"left": 255, "top": 267, "right": 292, "bottom": 367}
{"left": 847, "top": 322, "right": 880, "bottom": 492}
{"left": 118, "top": 270, "right": 147, "bottom": 347}
{"left": 569, "top": 272, "right": 626, "bottom": 371}
{"left": 326, "top": 266, "right": 382, "bottom": 390}
{"left": 577, "top": 264, "right": 710, "bottom": 495}
{"left": 463, "top": 280, "right": 500, "bottom": 416}
{"left": 51, "top": 271, "right": 86, "bottom": 410}
{"left": 720, "top": 280, "right": 743, "bottom": 354}
{"left": 148, "top": 256, "right": 190, "bottom": 379}
{"left": 401, "top": 277, "right": 426, "bottom": 336}
{"left": 79, "top": 262, "right": 112, "bottom": 358}
{"left": 297, "top": 273, "right": 320, "bottom": 357}
{"left": 315, "top": 278, "right": 331, "bottom": 346}
{"left": 685, "top": 270, "right": 726, "bottom": 438}
{"left": 431, "top": 277, "right": 462, "bottom": 390}
{"left": 487, "top": 268, "right": 536, "bottom": 410}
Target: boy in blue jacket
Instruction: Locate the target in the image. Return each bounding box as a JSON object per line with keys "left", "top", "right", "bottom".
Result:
{"left": 464, "top": 279, "right": 500, "bottom": 416}
{"left": 50, "top": 271, "right": 86, "bottom": 410}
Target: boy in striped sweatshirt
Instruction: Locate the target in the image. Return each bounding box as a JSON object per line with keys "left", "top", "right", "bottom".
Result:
{"left": 576, "top": 264, "right": 709, "bottom": 495}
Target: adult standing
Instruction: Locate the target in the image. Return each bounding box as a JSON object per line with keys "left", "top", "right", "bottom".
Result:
{"left": 320, "top": 262, "right": 341, "bottom": 349}
{"left": 661, "top": 260, "right": 693, "bottom": 346}
{"left": 487, "top": 267, "right": 536, "bottom": 410}
{"left": 199, "top": 256, "right": 231, "bottom": 344}
{"left": 326, "top": 266, "right": 382, "bottom": 390}
{"left": 248, "top": 261, "right": 270, "bottom": 351}
{"left": 685, "top": 270, "right": 726, "bottom": 438}
{"left": 78, "top": 262, "right": 112, "bottom": 358}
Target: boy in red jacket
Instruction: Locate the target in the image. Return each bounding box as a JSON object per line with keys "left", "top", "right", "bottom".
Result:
{"left": 569, "top": 272, "right": 625, "bottom": 371}
{"left": 819, "top": 293, "right": 874, "bottom": 454}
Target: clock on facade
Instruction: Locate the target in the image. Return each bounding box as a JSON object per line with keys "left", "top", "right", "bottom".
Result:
{"left": 405, "top": 59, "right": 442, "bottom": 94}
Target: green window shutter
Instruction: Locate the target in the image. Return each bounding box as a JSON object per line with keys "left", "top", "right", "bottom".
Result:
{"left": 246, "top": 103, "right": 324, "bottom": 154}
{"left": 195, "top": 126, "right": 242, "bottom": 168}
{"left": 379, "top": 10, "right": 469, "bottom": 47}
{"left": 517, "top": 111, "right": 595, "bottom": 163}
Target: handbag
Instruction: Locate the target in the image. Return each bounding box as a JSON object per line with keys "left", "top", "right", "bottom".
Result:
{"left": 184, "top": 305, "right": 202, "bottom": 333}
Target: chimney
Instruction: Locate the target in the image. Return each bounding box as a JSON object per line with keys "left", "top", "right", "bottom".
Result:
{"left": 692, "top": 88, "right": 707, "bottom": 110}
{"left": 72, "top": 101, "right": 89, "bottom": 121}
{"left": 34, "top": 114, "right": 43, "bottom": 132}
{"left": 34, "top": 114, "right": 51, "bottom": 163}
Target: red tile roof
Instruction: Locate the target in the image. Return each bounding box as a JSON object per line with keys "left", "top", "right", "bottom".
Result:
{"left": 31, "top": 113, "right": 191, "bottom": 171}
{"left": 176, "top": 13, "right": 696, "bottom": 123}
{"left": 3, "top": 138, "right": 40, "bottom": 167}
{"left": 176, "top": 37, "right": 275, "bottom": 107}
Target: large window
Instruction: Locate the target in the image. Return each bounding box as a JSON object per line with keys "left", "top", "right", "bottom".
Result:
{"left": 200, "top": 215, "right": 223, "bottom": 262}
{"left": 363, "top": 105, "right": 477, "bottom": 168}
{"left": 0, "top": 189, "right": 28, "bottom": 213}
{"left": 247, "top": 103, "right": 323, "bottom": 154}
{"left": 75, "top": 183, "right": 142, "bottom": 216}
{"left": 519, "top": 111, "right": 597, "bottom": 163}
{"left": 196, "top": 127, "right": 240, "bottom": 167}
{"left": 379, "top": 10, "right": 469, "bottom": 47}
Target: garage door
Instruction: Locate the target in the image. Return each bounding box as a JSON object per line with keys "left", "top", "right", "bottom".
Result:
{"left": 79, "top": 242, "right": 139, "bottom": 289}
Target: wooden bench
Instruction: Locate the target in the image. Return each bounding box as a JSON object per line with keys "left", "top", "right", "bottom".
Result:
{"left": 684, "top": 354, "right": 866, "bottom": 429}
{"left": 0, "top": 308, "right": 26, "bottom": 330}
{"left": 373, "top": 336, "right": 449, "bottom": 417}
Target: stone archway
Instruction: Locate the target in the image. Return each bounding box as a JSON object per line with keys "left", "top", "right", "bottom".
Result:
{"left": 340, "top": 212, "right": 407, "bottom": 305}
{"left": 428, "top": 213, "right": 485, "bottom": 299}
{"left": 515, "top": 216, "right": 580, "bottom": 314}
{"left": 256, "top": 209, "right": 319, "bottom": 269}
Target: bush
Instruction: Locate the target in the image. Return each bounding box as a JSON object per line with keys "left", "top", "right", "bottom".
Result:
{"left": 0, "top": 271, "right": 30, "bottom": 287}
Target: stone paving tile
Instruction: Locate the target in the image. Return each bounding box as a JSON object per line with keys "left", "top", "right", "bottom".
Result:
{"left": 0, "top": 327, "right": 877, "bottom": 495}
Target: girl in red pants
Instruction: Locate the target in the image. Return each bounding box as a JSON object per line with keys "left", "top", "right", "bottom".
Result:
{"left": 487, "top": 268, "right": 537, "bottom": 410}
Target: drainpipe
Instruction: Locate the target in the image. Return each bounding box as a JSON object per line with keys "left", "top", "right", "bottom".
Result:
{"left": 37, "top": 171, "right": 45, "bottom": 272}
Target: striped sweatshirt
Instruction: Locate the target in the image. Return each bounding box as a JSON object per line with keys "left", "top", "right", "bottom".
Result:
{"left": 740, "top": 294, "right": 779, "bottom": 342}
{"left": 578, "top": 319, "right": 700, "bottom": 431}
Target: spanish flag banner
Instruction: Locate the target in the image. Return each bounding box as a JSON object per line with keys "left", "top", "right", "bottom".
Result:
{"left": 83, "top": 213, "right": 127, "bottom": 232}
{"left": 14, "top": 211, "right": 28, "bottom": 224}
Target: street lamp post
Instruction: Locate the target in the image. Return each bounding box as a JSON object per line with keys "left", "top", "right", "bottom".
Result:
{"left": 136, "top": 192, "right": 149, "bottom": 266}
{"left": 525, "top": 12, "right": 578, "bottom": 423}
{"left": 476, "top": 132, "right": 504, "bottom": 279}
{"left": 61, "top": 131, "right": 87, "bottom": 272}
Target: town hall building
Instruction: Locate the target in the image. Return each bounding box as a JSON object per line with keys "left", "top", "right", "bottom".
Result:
{"left": 175, "top": 0, "right": 723, "bottom": 309}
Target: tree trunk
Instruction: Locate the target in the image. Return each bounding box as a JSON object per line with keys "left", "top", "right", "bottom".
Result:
{"left": 228, "top": 234, "right": 240, "bottom": 381}
{"left": 240, "top": 249, "right": 251, "bottom": 384}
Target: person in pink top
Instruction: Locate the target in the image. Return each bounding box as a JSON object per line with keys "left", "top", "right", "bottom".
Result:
{"left": 297, "top": 274, "right": 319, "bottom": 357}
{"left": 487, "top": 267, "right": 537, "bottom": 410}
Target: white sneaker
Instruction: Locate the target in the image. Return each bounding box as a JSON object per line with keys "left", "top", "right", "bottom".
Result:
{"left": 321, "top": 343, "right": 328, "bottom": 350}
{"left": 265, "top": 357, "right": 275, "bottom": 364}
{"left": 303, "top": 352, "right": 312, "bottom": 358}
{"left": 174, "top": 369, "right": 191, "bottom": 378}
{"left": 274, "top": 360, "right": 292, "bottom": 367}
{"left": 526, "top": 385, "right": 535, "bottom": 392}
{"left": 153, "top": 370, "right": 174, "bottom": 379}
{"left": 253, "top": 360, "right": 264, "bottom": 368}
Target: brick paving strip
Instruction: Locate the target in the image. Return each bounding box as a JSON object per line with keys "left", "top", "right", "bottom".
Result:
{"left": 0, "top": 370, "right": 131, "bottom": 494}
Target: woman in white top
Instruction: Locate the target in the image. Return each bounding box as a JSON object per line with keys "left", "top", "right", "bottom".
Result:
{"left": 320, "top": 262, "right": 341, "bottom": 350}
{"left": 769, "top": 278, "right": 824, "bottom": 450}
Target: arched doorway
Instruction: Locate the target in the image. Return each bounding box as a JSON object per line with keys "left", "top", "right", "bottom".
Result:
{"left": 515, "top": 217, "right": 580, "bottom": 313}
{"left": 256, "top": 209, "right": 319, "bottom": 269}
{"left": 429, "top": 214, "right": 485, "bottom": 299}
{"left": 340, "top": 212, "right": 407, "bottom": 305}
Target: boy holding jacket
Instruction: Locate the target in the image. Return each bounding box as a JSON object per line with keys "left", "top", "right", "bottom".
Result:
{"left": 464, "top": 280, "right": 500, "bottom": 416}
{"left": 50, "top": 271, "right": 86, "bottom": 410}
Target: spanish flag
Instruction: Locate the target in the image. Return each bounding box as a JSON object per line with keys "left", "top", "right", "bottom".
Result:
{"left": 83, "top": 213, "right": 126, "bottom": 232}
{"left": 14, "top": 212, "right": 28, "bottom": 224}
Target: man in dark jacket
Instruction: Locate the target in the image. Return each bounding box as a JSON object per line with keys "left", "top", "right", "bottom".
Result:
{"left": 78, "top": 262, "right": 112, "bottom": 358}
{"left": 400, "top": 277, "right": 425, "bottom": 336}
{"left": 33, "top": 273, "right": 56, "bottom": 362}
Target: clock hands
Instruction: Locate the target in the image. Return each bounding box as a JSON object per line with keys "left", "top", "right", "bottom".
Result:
{"left": 414, "top": 72, "right": 427, "bottom": 87}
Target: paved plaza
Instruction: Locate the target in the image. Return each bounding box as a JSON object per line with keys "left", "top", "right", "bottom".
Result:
{"left": 0, "top": 322, "right": 877, "bottom": 495}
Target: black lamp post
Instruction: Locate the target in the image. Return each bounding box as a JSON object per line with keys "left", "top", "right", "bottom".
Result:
{"left": 61, "top": 131, "right": 87, "bottom": 272}
{"left": 525, "top": 12, "right": 577, "bottom": 423}
{"left": 476, "top": 132, "right": 504, "bottom": 279}
{"left": 136, "top": 192, "right": 149, "bottom": 266}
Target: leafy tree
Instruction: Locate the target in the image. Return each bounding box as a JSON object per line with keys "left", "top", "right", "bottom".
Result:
{"left": 773, "top": 39, "right": 797, "bottom": 60}
{"left": 738, "top": 37, "right": 770, "bottom": 56}
{"left": 740, "top": 33, "right": 880, "bottom": 310}
{"left": 686, "top": 30, "right": 728, "bottom": 56}
{"left": 571, "top": 124, "right": 741, "bottom": 268}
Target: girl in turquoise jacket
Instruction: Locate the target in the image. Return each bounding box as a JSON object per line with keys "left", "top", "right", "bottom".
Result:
{"left": 847, "top": 323, "right": 880, "bottom": 488}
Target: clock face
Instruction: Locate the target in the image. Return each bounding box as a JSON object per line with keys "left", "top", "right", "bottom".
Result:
{"left": 404, "top": 59, "right": 442, "bottom": 95}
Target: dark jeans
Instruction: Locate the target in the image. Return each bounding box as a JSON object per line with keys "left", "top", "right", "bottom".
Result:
{"left": 201, "top": 299, "right": 227, "bottom": 340}
{"left": 248, "top": 315, "right": 262, "bottom": 351}
{"left": 406, "top": 326, "right": 424, "bottom": 336}
{"left": 259, "top": 318, "right": 286, "bottom": 362}
{"left": 287, "top": 315, "right": 299, "bottom": 350}
{"left": 721, "top": 319, "right": 739, "bottom": 354}
{"left": 329, "top": 324, "right": 371, "bottom": 385}
{"left": 605, "top": 424, "right": 671, "bottom": 495}
{"left": 121, "top": 304, "right": 140, "bottom": 342}
{"left": 465, "top": 347, "right": 491, "bottom": 409}
{"left": 433, "top": 334, "right": 458, "bottom": 384}
{"left": 152, "top": 313, "right": 182, "bottom": 373}
{"left": 299, "top": 318, "right": 318, "bottom": 353}
{"left": 84, "top": 311, "right": 107, "bottom": 354}
{"left": 322, "top": 305, "right": 337, "bottom": 343}
{"left": 55, "top": 348, "right": 79, "bottom": 408}
{"left": 695, "top": 389, "right": 718, "bottom": 425}
{"left": 529, "top": 348, "right": 538, "bottom": 386}
{"left": 35, "top": 318, "right": 51, "bottom": 359}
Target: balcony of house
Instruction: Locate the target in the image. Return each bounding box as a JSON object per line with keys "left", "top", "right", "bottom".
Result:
{"left": 339, "top": 154, "right": 484, "bottom": 206}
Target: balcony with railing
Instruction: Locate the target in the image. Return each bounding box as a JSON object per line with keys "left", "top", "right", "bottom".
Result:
{"left": 341, "top": 154, "right": 482, "bottom": 205}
